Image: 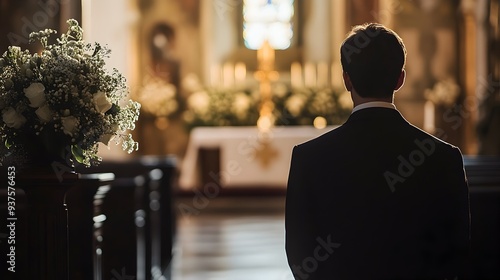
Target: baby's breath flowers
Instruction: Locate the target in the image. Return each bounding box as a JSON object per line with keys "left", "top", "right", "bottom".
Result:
{"left": 182, "top": 81, "right": 352, "bottom": 128}
{"left": 0, "top": 19, "right": 140, "bottom": 167}
{"left": 274, "top": 86, "right": 352, "bottom": 126}
{"left": 184, "top": 87, "right": 260, "bottom": 128}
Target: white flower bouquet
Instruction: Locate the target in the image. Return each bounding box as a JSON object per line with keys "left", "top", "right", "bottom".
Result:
{"left": 183, "top": 86, "right": 260, "bottom": 128}
{"left": 182, "top": 80, "right": 352, "bottom": 128}
{"left": 273, "top": 85, "right": 352, "bottom": 126}
{"left": 0, "top": 19, "right": 141, "bottom": 167}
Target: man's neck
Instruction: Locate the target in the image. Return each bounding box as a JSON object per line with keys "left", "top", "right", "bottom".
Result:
{"left": 351, "top": 91, "right": 393, "bottom": 107}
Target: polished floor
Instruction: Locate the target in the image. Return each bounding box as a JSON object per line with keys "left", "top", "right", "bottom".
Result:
{"left": 172, "top": 196, "right": 293, "bottom": 280}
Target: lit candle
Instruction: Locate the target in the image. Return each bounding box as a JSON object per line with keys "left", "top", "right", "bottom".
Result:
{"left": 210, "top": 64, "right": 221, "bottom": 87}
{"left": 304, "top": 62, "right": 316, "bottom": 87}
{"left": 235, "top": 62, "right": 246, "bottom": 85}
{"left": 331, "top": 62, "right": 343, "bottom": 88}
{"left": 291, "top": 62, "right": 302, "bottom": 88}
{"left": 424, "top": 100, "right": 435, "bottom": 133}
{"left": 317, "top": 62, "right": 329, "bottom": 87}
{"left": 223, "top": 62, "right": 234, "bottom": 87}
{"left": 258, "top": 41, "right": 274, "bottom": 64}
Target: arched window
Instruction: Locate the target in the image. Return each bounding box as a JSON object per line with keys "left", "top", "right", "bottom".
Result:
{"left": 243, "top": 0, "right": 295, "bottom": 50}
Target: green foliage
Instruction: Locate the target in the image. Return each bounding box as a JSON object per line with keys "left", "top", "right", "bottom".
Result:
{"left": 0, "top": 19, "right": 141, "bottom": 167}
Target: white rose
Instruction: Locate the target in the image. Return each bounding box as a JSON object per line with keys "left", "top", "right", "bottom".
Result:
{"left": 232, "top": 93, "right": 251, "bottom": 119}
{"left": 24, "top": 83, "right": 46, "bottom": 108}
{"left": 285, "top": 95, "right": 306, "bottom": 116}
{"left": 61, "top": 116, "right": 78, "bottom": 136}
{"left": 188, "top": 91, "right": 210, "bottom": 114}
{"left": 35, "top": 104, "right": 53, "bottom": 123}
{"left": 99, "top": 134, "right": 114, "bottom": 145}
{"left": 93, "top": 92, "right": 112, "bottom": 113}
{"left": 2, "top": 107, "right": 27, "bottom": 129}
{"left": 273, "top": 83, "right": 289, "bottom": 98}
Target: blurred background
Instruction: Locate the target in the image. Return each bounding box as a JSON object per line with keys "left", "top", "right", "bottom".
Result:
{"left": 1, "top": 0, "right": 499, "bottom": 158}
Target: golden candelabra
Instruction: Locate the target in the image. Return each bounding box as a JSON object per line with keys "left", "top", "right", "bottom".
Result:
{"left": 254, "top": 40, "right": 279, "bottom": 132}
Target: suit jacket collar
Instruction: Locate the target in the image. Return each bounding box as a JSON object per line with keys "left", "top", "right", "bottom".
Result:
{"left": 352, "top": 101, "right": 396, "bottom": 113}
{"left": 345, "top": 107, "right": 407, "bottom": 124}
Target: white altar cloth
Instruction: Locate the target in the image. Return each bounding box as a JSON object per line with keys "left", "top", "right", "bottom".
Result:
{"left": 179, "top": 126, "right": 337, "bottom": 189}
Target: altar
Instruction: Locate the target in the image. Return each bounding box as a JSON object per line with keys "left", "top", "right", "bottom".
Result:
{"left": 179, "top": 126, "right": 337, "bottom": 190}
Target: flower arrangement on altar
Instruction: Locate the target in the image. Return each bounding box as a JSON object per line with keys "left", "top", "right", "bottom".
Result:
{"left": 183, "top": 86, "right": 260, "bottom": 128}
{"left": 0, "top": 19, "right": 141, "bottom": 167}
{"left": 273, "top": 84, "right": 353, "bottom": 126}
{"left": 182, "top": 77, "right": 352, "bottom": 128}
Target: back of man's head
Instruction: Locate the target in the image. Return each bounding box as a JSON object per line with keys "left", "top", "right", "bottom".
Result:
{"left": 340, "top": 23, "right": 407, "bottom": 98}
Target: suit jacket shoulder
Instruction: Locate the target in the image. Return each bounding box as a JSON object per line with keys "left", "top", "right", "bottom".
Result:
{"left": 286, "top": 107, "right": 470, "bottom": 279}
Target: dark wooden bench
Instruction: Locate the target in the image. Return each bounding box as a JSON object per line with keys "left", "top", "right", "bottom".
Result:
{"left": 0, "top": 168, "right": 113, "bottom": 280}
{"left": 76, "top": 156, "right": 177, "bottom": 280}
{"left": 464, "top": 156, "right": 500, "bottom": 279}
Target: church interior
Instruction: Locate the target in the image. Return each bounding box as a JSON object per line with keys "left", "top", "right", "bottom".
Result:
{"left": 0, "top": 0, "right": 499, "bottom": 279}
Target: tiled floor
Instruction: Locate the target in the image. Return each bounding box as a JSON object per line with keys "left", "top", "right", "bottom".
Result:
{"left": 172, "top": 196, "right": 293, "bottom": 280}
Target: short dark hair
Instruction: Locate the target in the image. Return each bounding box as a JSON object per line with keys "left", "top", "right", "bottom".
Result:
{"left": 340, "top": 23, "right": 406, "bottom": 98}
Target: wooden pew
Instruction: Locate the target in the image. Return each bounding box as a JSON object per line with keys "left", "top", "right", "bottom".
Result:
{"left": 0, "top": 167, "right": 114, "bottom": 280}
{"left": 464, "top": 156, "right": 500, "bottom": 279}
{"left": 76, "top": 156, "right": 177, "bottom": 280}
{"left": 66, "top": 173, "right": 114, "bottom": 280}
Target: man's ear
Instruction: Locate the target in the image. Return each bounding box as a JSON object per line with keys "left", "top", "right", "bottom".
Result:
{"left": 343, "top": 71, "right": 353, "bottom": 91}
{"left": 394, "top": 70, "right": 406, "bottom": 91}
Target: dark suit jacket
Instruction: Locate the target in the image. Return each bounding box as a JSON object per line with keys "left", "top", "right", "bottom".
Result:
{"left": 285, "top": 107, "right": 470, "bottom": 280}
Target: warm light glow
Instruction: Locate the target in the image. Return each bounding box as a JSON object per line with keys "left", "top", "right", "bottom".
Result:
{"left": 243, "top": 0, "right": 294, "bottom": 50}
{"left": 137, "top": 77, "right": 178, "bottom": 117}
{"left": 153, "top": 34, "right": 168, "bottom": 48}
{"left": 304, "top": 63, "right": 316, "bottom": 87}
{"left": 317, "top": 62, "right": 329, "bottom": 87}
{"left": 235, "top": 62, "right": 247, "bottom": 84}
{"left": 155, "top": 117, "right": 169, "bottom": 130}
{"left": 223, "top": 62, "right": 234, "bottom": 87}
{"left": 313, "top": 116, "right": 327, "bottom": 129}
{"left": 257, "top": 115, "right": 275, "bottom": 132}
{"left": 210, "top": 64, "right": 221, "bottom": 86}
{"left": 423, "top": 100, "right": 435, "bottom": 133}
{"left": 257, "top": 40, "right": 275, "bottom": 71}
{"left": 291, "top": 62, "right": 302, "bottom": 88}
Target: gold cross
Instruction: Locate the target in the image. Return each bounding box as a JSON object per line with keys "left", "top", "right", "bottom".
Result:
{"left": 253, "top": 140, "right": 279, "bottom": 169}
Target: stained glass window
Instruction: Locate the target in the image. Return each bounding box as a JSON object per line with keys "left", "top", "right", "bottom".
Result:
{"left": 243, "top": 0, "right": 294, "bottom": 50}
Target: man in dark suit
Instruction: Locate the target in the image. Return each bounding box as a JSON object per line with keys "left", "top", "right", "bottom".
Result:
{"left": 285, "top": 23, "right": 470, "bottom": 280}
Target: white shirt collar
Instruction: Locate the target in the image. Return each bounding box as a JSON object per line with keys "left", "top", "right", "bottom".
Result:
{"left": 351, "top": 101, "right": 396, "bottom": 114}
